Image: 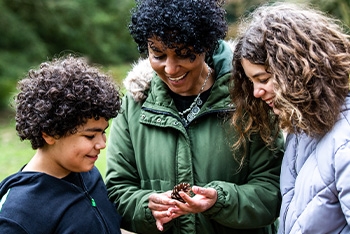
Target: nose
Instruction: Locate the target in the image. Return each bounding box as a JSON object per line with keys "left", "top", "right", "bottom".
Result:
{"left": 95, "top": 134, "right": 106, "bottom": 150}
{"left": 164, "top": 57, "right": 180, "bottom": 76}
{"left": 253, "top": 83, "right": 266, "bottom": 98}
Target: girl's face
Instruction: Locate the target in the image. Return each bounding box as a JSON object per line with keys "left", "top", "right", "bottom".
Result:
{"left": 43, "top": 118, "right": 109, "bottom": 177}
{"left": 241, "top": 58, "right": 280, "bottom": 115}
{"left": 147, "top": 36, "right": 211, "bottom": 96}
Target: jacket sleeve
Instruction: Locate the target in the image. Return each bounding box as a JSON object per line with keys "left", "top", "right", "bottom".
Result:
{"left": 0, "top": 218, "right": 29, "bottom": 234}
{"left": 335, "top": 141, "right": 350, "bottom": 223}
{"left": 202, "top": 131, "right": 284, "bottom": 229}
{"left": 105, "top": 95, "right": 168, "bottom": 234}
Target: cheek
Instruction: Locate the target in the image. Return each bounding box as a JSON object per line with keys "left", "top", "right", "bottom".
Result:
{"left": 267, "top": 82, "right": 276, "bottom": 95}
{"left": 273, "top": 107, "right": 281, "bottom": 115}
{"left": 149, "top": 59, "right": 163, "bottom": 76}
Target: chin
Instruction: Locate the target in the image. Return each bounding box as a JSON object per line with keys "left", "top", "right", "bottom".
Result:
{"left": 273, "top": 108, "right": 281, "bottom": 115}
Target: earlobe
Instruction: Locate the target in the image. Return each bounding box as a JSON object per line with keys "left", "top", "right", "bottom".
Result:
{"left": 42, "top": 132, "right": 56, "bottom": 145}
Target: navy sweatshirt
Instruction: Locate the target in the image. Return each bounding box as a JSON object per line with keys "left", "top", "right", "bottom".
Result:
{"left": 0, "top": 167, "right": 121, "bottom": 234}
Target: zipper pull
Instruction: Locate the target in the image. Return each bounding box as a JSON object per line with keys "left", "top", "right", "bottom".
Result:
{"left": 91, "top": 198, "right": 96, "bottom": 207}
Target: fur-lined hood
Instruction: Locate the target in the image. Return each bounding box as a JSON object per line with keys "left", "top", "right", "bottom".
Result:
{"left": 123, "top": 40, "right": 235, "bottom": 103}
{"left": 123, "top": 58, "right": 154, "bottom": 103}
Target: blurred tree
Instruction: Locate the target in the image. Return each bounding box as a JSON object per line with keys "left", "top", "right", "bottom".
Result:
{"left": 0, "top": 0, "right": 349, "bottom": 111}
{"left": 309, "top": 0, "right": 350, "bottom": 32}
{"left": 0, "top": 0, "right": 48, "bottom": 109}
{"left": 225, "top": 0, "right": 350, "bottom": 37}
{"left": 0, "top": 0, "right": 138, "bottom": 110}
{"left": 225, "top": 0, "right": 272, "bottom": 37}
{"left": 2, "top": 0, "right": 138, "bottom": 64}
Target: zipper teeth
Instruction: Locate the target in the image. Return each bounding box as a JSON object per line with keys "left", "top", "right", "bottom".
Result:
{"left": 78, "top": 174, "right": 96, "bottom": 207}
{"left": 78, "top": 174, "right": 110, "bottom": 233}
{"left": 91, "top": 198, "right": 96, "bottom": 207}
{"left": 142, "top": 107, "right": 234, "bottom": 122}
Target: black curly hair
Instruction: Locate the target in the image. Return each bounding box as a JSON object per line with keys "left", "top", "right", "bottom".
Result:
{"left": 129, "top": 0, "right": 227, "bottom": 60}
{"left": 15, "top": 55, "right": 121, "bottom": 149}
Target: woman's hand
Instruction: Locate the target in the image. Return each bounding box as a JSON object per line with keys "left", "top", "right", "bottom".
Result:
{"left": 148, "top": 191, "right": 179, "bottom": 231}
{"left": 168, "top": 186, "right": 218, "bottom": 215}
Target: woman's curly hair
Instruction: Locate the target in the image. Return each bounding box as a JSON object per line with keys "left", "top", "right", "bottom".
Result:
{"left": 129, "top": 0, "right": 227, "bottom": 60}
{"left": 231, "top": 2, "right": 350, "bottom": 148}
{"left": 15, "top": 55, "right": 121, "bottom": 149}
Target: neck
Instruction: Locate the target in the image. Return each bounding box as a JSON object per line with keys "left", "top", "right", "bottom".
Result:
{"left": 23, "top": 150, "right": 70, "bottom": 178}
{"left": 178, "top": 64, "right": 212, "bottom": 118}
{"left": 197, "top": 63, "right": 213, "bottom": 94}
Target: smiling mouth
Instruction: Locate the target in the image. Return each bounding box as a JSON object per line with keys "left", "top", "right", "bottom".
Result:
{"left": 264, "top": 98, "right": 274, "bottom": 106}
{"left": 87, "top": 155, "right": 98, "bottom": 159}
{"left": 167, "top": 73, "right": 188, "bottom": 82}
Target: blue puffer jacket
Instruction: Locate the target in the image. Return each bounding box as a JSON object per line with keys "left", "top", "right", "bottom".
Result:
{"left": 279, "top": 94, "right": 350, "bottom": 233}
{"left": 0, "top": 167, "right": 121, "bottom": 234}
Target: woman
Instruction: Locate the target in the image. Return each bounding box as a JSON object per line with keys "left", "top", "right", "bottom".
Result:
{"left": 231, "top": 3, "right": 350, "bottom": 233}
{"left": 0, "top": 55, "right": 122, "bottom": 234}
{"left": 105, "top": 0, "right": 284, "bottom": 233}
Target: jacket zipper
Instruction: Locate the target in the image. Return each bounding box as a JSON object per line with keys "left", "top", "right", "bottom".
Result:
{"left": 78, "top": 174, "right": 110, "bottom": 234}
{"left": 142, "top": 107, "right": 235, "bottom": 126}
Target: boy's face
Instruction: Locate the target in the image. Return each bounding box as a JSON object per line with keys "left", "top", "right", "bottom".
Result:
{"left": 46, "top": 118, "right": 108, "bottom": 177}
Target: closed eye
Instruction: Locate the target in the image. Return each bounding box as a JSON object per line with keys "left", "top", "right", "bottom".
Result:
{"left": 153, "top": 54, "right": 166, "bottom": 60}
{"left": 85, "top": 130, "right": 106, "bottom": 140}
{"left": 260, "top": 78, "right": 270, "bottom": 84}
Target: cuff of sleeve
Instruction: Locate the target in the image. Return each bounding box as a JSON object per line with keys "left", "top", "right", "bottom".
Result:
{"left": 145, "top": 207, "right": 155, "bottom": 223}
{"left": 202, "top": 183, "right": 227, "bottom": 217}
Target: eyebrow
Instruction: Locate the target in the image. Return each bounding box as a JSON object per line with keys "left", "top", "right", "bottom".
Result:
{"left": 82, "top": 125, "right": 109, "bottom": 133}
{"left": 251, "top": 71, "right": 269, "bottom": 79}
{"left": 149, "top": 45, "right": 162, "bottom": 53}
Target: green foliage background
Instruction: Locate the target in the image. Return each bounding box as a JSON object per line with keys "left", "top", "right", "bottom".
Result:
{"left": 0, "top": 0, "right": 349, "bottom": 181}
{"left": 0, "top": 0, "right": 138, "bottom": 109}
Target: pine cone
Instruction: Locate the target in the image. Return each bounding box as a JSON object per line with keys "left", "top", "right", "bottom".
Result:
{"left": 171, "top": 182, "right": 192, "bottom": 203}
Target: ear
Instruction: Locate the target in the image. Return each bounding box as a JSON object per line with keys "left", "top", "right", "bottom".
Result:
{"left": 42, "top": 132, "right": 56, "bottom": 145}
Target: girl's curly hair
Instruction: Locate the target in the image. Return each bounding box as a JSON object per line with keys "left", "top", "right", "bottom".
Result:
{"left": 15, "top": 55, "right": 121, "bottom": 149}
{"left": 231, "top": 2, "right": 350, "bottom": 148}
{"left": 129, "top": 0, "right": 227, "bottom": 59}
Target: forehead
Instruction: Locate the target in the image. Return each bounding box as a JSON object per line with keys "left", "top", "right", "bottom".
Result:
{"left": 147, "top": 37, "right": 167, "bottom": 50}
{"left": 147, "top": 35, "right": 194, "bottom": 53}
{"left": 241, "top": 59, "right": 267, "bottom": 78}
{"left": 77, "top": 118, "right": 109, "bottom": 132}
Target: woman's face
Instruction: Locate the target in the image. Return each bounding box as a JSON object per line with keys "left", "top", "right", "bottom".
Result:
{"left": 241, "top": 58, "right": 280, "bottom": 115}
{"left": 147, "top": 36, "right": 208, "bottom": 96}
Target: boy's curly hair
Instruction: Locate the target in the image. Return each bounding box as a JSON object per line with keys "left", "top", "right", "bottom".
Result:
{"left": 15, "top": 55, "right": 121, "bottom": 149}
{"left": 129, "top": 0, "right": 227, "bottom": 59}
{"left": 231, "top": 3, "right": 350, "bottom": 149}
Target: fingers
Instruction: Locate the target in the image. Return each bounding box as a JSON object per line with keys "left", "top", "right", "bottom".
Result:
{"left": 149, "top": 193, "right": 176, "bottom": 209}
{"left": 154, "top": 212, "right": 181, "bottom": 231}
{"left": 148, "top": 192, "right": 178, "bottom": 231}
{"left": 153, "top": 209, "right": 182, "bottom": 231}
{"left": 169, "top": 186, "right": 218, "bottom": 214}
{"left": 168, "top": 205, "right": 189, "bottom": 215}
{"left": 156, "top": 219, "right": 164, "bottom": 231}
{"left": 148, "top": 188, "right": 218, "bottom": 230}
{"left": 154, "top": 211, "right": 171, "bottom": 231}
{"left": 192, "top": 186, "right": 217, "bottom": 199}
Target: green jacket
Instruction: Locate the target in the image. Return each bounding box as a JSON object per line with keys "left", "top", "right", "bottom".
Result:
{"left": 106, "top": 41, "right": 284, "bottom": 234}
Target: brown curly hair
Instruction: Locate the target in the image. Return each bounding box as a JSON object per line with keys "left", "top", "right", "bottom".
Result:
{"left": 231, "top": 2, "right": 350, "bottom": 148}
{"left": 15, "top": 55, "right": 121, "bottom": 149}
